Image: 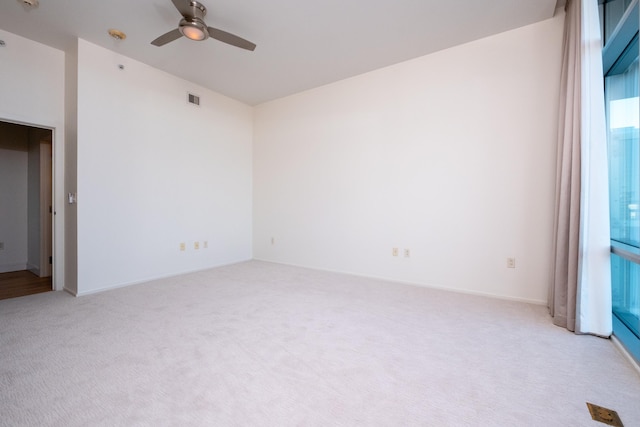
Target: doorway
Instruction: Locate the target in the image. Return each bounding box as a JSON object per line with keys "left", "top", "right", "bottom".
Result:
{"left": 0, "top": 121, "right": 53, "bottom": 299}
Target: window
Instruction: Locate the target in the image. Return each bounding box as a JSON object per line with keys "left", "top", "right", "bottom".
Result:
{"left": 601, "top": 0, "right": 636, "bottom": 44}
{"left": 607, "top": 39, "right": 639, "bottom": 248}
{"left": 602, "top": 0, "right": 640, "bottom": 362}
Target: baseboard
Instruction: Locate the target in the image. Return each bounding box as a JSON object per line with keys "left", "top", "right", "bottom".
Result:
{"left": 611, "top": 334, "right": 640, "bottom": 377}
{"left": 27, "top": 263, "right": 40, "bottom": 276}
{"left": 63, "top": 286, "right": 77, "bottom": 297}
{"left": 74, "top": 259, "right": 252, "bottom": 297}
{"left": 251, "top": 258, "right": 547, "bottom": 306}
{"left": 0, "top": 263, "right": 27, "bottom": 274}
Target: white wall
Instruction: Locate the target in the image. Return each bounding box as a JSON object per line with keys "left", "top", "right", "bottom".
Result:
{"left": 0, "top": 147, "right": 28, "bottom": 273}
{"left": 253, "top": 14, "right": 564, "bottom": 304}
{"left": 0, "top": 29, "right": 65, "bottom": 289}
{"left": 76, "top": 40, "right": 253, "bottom": 295}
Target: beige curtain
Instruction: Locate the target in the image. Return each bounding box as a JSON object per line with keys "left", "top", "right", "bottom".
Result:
{"left": 550, "top": 0, "right": 581, "bottom": 332}
{"left": 549, "top": 0, "right": 612, "bottom": 336}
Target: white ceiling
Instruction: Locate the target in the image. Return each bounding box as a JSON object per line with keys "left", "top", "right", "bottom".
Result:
{"left": 0, "top": 0, "right": 563, "bottom": 105}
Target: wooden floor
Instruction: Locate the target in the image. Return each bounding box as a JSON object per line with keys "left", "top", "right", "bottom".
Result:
{"left": 0, "top": 270, "right": 52, "bottom": 300}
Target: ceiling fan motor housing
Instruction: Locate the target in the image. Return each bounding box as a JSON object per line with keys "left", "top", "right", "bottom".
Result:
{"left": 189, "top": 1, "right": 207, "bottom": 19}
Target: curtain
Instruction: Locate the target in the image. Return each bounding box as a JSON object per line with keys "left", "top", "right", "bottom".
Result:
{"left": 549, "top": 0, "right": 612, "bottom": 336}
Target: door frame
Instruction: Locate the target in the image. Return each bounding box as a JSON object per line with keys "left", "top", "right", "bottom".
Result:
{"left": 0, "top": 116, "right": 63, "bottom": 291}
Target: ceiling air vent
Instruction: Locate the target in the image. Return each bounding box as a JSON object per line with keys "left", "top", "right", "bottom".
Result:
{"left": 188, "top": 93, "right": 200, "bottom": 106}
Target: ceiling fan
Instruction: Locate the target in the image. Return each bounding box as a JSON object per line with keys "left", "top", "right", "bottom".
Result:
{"left": 151, "top": 0, "right": 256, "bottom": 51}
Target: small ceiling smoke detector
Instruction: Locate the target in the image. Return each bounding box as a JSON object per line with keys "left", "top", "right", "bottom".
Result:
{"left": 19, "top": 0, "right": 39, "bottom": 7}
{"left": 108, "top": 29, "right": 127, "bottom": 41}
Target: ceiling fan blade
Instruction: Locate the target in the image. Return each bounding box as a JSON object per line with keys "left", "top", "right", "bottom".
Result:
{"left": 171, "top": 0, "right": 194, "bottom": 17}
{"left": 207, "top": 27, "right": 256, "bottom": 51}
{"left": 151, "top": 28, "right": 183, "bottom": 46}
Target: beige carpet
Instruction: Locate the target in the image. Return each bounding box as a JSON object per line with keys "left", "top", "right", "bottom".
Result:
{"left": 1, "top": 260, "right": 639, "bottom": 426}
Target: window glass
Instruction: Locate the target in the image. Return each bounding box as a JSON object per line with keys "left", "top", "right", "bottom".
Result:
{"left": 606, "top": 42, "right": 639, "bottom": 247}
{"left": 611, "top": 253, "right": 640, "bottom": 337}
{"left": 605, "top": 26, "right": 640, "bottom": 360}
{"left": 603, "top": 0, "right": 635, "bottom": 45}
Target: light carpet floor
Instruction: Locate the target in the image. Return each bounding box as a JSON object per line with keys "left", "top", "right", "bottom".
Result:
{"left": 1, "top": 260, "right": 639, "bottom": 426}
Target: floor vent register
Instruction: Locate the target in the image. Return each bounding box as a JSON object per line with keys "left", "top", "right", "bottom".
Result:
{"left": 586, "top": 402, "right": 624, "bottom": 426}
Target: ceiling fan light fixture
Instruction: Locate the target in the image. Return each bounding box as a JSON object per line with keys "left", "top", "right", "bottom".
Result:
{"left": 180, "top": 18, "right": 208, "bottom": 41}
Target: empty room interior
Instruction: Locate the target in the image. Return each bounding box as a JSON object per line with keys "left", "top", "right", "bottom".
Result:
{"left": 1, "top": 0, "right": 639, "bottom": 425}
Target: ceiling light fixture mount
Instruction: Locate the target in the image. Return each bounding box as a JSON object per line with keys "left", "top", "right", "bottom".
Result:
{"left": 108, "top": 29, "right": 127, "bottom": 41}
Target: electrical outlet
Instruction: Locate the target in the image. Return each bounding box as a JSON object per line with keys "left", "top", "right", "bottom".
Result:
{"left": 404, "top": 249, "right": 410, "bottom": 258}
{"left": 507, "top": 257, "right": 516, "bottom": 268}
{"left": 180, "top": 242, "right": 186, "bottom": 251}
{"left": 203, "top": 241, "right": 208, "bottom": 249}
{"left": 392, "top": 247, "right": 399, "bottom": 257}
{"left": 271, "top": 237, "right": 275, "bottom": 245}
{"left": 194, "top": 241, "right": 200, "bottom": 250}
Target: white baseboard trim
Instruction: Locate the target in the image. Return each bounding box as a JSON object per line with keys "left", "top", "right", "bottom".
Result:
{"left": 611, "top": 335, "right": 640, "bottom": 377}
{"left": 0, "top": 263, "right": 27, "bottom": 274}
{"left": 251, "top": 258, "right": 547, "bottom": 306}
{"left": 74, "top": 259, "right": 252, "bottom": 297}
